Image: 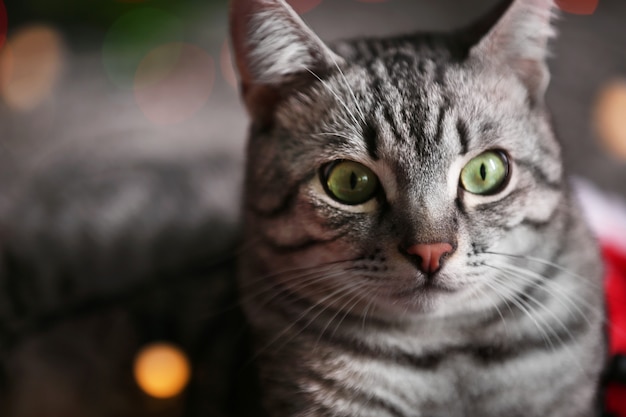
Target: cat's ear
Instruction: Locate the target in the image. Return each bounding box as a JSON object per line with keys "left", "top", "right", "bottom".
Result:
{"left": 465, "top": 0, "right": 556, "bottom": 103}
{"left": 229, "top": 0, "right": 343, "bottom": 124}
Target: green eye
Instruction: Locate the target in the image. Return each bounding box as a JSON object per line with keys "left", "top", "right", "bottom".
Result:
{"left": 323, "top": 161, "right": 379, "bottom": 205}
{"left": 460, "top": 151, "right": 509, "bottom": 195}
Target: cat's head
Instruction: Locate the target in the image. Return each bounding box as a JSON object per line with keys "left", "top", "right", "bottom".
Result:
{"left": 231, "top": 0, "right": 572, "bottom": 317}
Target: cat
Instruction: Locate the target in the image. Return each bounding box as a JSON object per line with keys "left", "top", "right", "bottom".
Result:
{"left": 0, "top": 0, "right": 609, "bottom": 416}
{"left": 230, "top": 0, "right": 607, "bottom": 416}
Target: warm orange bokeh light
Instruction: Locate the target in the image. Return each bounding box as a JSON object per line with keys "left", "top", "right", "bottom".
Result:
{"left": 594, "top": 80, "right": 626, "bottom": 161}
{"left": 0, "top": 25, "right": 64, "bottom": 111}
{"left": 133, "top": 342, "right": 191, "bottom": 399}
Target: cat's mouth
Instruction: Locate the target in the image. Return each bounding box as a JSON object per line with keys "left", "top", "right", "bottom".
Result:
{"left": 393, "top": 276, "right": 459, "bottom": 298}
{"left": 369, "top": 275, "right": 466, "bottom": 315}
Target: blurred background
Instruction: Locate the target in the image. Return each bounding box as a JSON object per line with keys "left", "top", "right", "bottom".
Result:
{"left": 0, "top": 0, "right": 625, "bottom": 416}
{"left": 1, "top": 0, "right": 625, "bottom": 194}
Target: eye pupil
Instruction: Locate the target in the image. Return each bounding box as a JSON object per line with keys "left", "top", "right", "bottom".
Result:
{"left": 480, "top": 163, "right": 487, "bottom": 181}
{"left": 350, "top": 171, "right": 357, "bottom": 189}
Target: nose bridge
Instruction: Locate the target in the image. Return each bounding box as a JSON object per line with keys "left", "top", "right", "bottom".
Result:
{"left": 395, "top": 188, "right": 457, "bottom": 246}
{"left": 390, "top": 152, "right": 456, "bottom": 244}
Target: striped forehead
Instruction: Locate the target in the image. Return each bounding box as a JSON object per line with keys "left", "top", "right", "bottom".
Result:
{"left": 281, "top": 38, "right": 478, "bottom": 183}
{"left": 355, "top": 51, "right": 469, "bottom": 184}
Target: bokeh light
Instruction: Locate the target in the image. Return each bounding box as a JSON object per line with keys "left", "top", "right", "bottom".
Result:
{"left": 103, "top": 8, "right": 183, "bottom": 89}
{"left": 134, "top": 43, "right": 214, "bottom": 126}
{"left": 556, "top": 0, "right": 599, "bottom": 15}
{"left": 286, "top": 0, "right": 323, "bottom": 14}
{"left": 594, "top": 79, "right": 626, "bottom": 161}
{"left": 0, "top": 1, "right": 7, "bottom": 50}
{"left": 0, "top": 25, "right": 64, "bottom": 111}
{"left": 133, "top": 342, "right": 191, "bottom": 399}
{"left": 221, "top": 40, "right": 238, "bottom": 89}
{"left": 133, "top": 42, "right": 182, "bottom": 90}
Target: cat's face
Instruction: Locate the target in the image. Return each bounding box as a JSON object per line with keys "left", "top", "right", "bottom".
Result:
{"left": 233, "top": 0, "right": 568, "bottom": 317}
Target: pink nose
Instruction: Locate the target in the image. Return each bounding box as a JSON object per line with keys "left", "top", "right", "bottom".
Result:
{"left": 405, "top": 243, "right": 454, "bottom": 274}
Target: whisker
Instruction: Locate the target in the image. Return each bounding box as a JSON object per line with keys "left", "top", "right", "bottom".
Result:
{"left": 250, "top": 280, "right": 364, "bottom": 362}
{"left": 361, "top": 293, "right": 378, "bottom": 332}
{"left": 241, "top": 267, "right": 353, "bottom": 315}
{"left": 490, "top": 270, "right": 576, "bottom": 342}
{"left": 485, "top": 275, "right": 556, "bottom": 352}
{"left": 311, "top": 131, "right": 358, "bottom": 142}
{"left": 490, "top": 262, "right": 599, "bottom": 327}
{"left": 240, "top": 273, "right": 329, "bottom": 314}
{"left": 303, "top": 67, "right": 362, "bottom": 129}
{"left": 328, "top": 54, "right": 366, "bottom": 124}
{"left": 313, "top": 283, "right": 367, "bottom": 350}
{"left": 484, "top": 251, "right": 602, "bottom": 291}
{"left": 473, "top": 279, "right": 511, "bottom": 333}
{"left": 203, "top": 258, "right": 358, "bottom": 317}
{"left": 489, "top": 261, "right": 619, "bottom": 371}
{"left": 238, "top": 257, "right": 358, "bottom": 289}
{"left": 488, "top": 269, "right": 588, "bottom": 374}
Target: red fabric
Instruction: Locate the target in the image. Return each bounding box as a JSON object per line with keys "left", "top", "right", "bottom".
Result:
{"left": 607, "top": 385, "right": 626, "bottom": 417}
{"left": 604, "top": 244, "right": 626, "bottom": 416}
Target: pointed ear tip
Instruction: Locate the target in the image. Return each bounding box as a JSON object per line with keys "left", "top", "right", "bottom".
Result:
{"left": 466, "top": 0, "right": 558, "bottom": 49}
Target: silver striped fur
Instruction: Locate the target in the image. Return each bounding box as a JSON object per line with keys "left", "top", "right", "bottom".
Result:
{"left": 231, "top": 0, "right": 607, "bottom": 416}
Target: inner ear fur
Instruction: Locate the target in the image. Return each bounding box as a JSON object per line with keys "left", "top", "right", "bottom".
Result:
{"left": 229, "top": 0, "right": 344, "bottom": 126}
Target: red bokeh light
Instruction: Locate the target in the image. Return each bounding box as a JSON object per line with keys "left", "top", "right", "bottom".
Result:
{"left": 220, "top": 40, "right": 238, "bottom": 89}
{"left": 0, "top": 1, "right": 7, "bottom": 50}
{"left": 286, "top": 0, "right": 323, "bottom": 14}
{"left": 556, "top": 0, "right": 599, "bottom": 15}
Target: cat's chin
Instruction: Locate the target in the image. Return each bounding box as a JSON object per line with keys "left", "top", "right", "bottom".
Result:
{"left": 372, "top": 279, "right": 478, "bottom": 318}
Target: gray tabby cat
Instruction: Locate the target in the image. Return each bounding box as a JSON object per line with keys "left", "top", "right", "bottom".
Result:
{"left": 230, "top": 0, "right": 607, "bottom": 416}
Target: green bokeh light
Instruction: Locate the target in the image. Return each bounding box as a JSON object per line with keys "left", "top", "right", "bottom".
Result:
{"left": 102, "top": 7, "right": 184, "bottom": 89}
